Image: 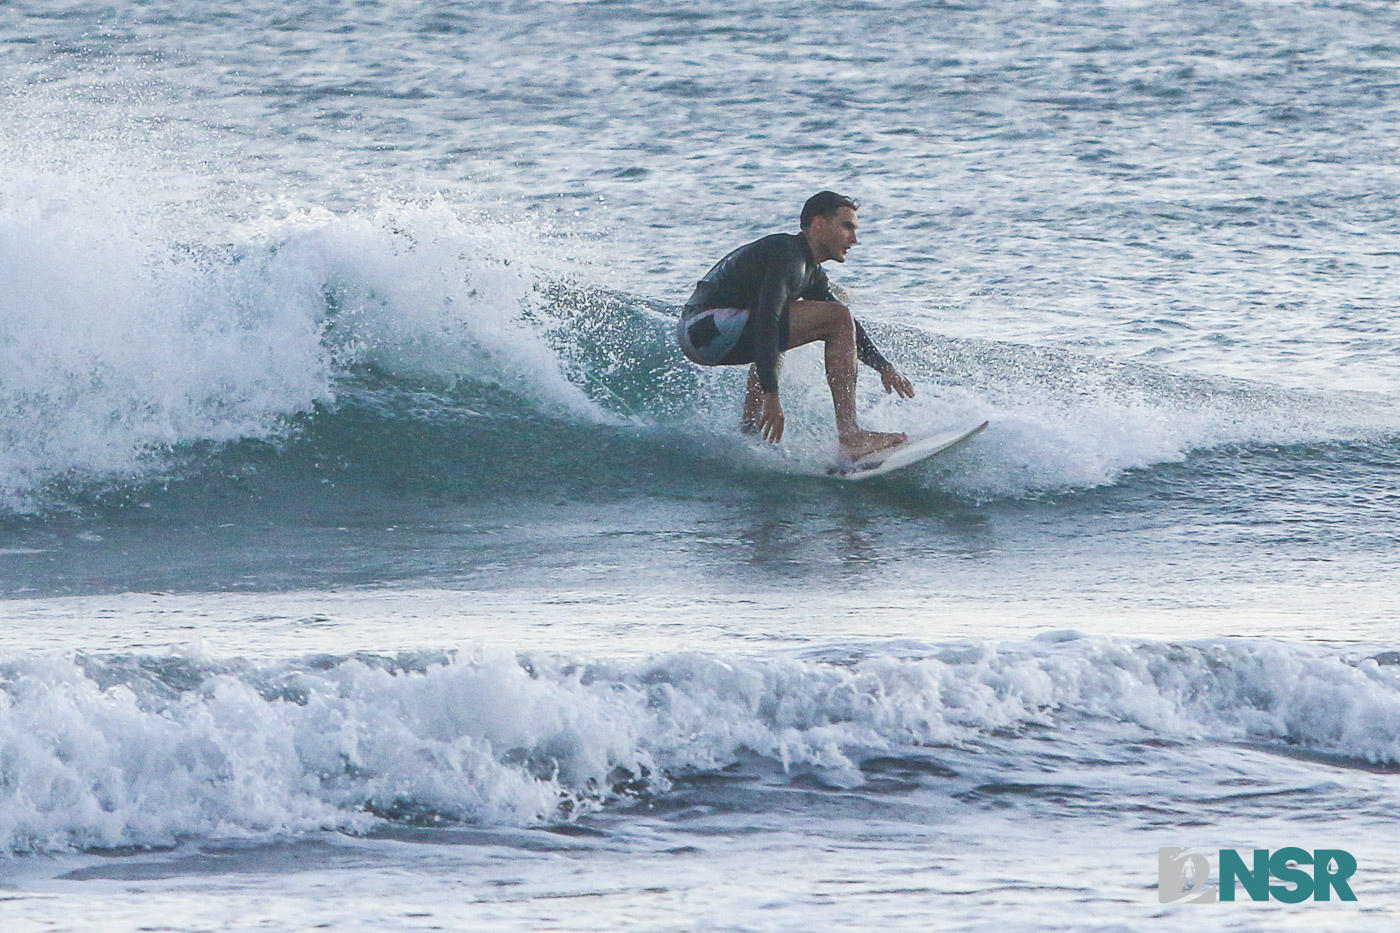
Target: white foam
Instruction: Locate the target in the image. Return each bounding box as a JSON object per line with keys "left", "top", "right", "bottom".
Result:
{"left": 744, "top": 328, "right": 1400, "bottom": 495}
{"left": 266, "top": 199, "right": 607, "bottom": 420}
{"left": 0, "top": 164, "right": 333, "bottom": 509}
{"left": 2, "top": 638, "right": 1397, "bottom": 853}
{"left": 0, "top": 100, "right": 608, "bottom": 510}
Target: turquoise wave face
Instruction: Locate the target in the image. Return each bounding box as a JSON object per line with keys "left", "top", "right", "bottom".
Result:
{"left": 3, "top": 350, "right": 1399, "bottom": 606}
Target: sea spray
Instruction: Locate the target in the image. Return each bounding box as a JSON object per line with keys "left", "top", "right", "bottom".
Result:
{"left": 0, "top": 173, "right": 614, "bottom": 511}
{"left": 270, "top": 199, "right": 609, "bottom": 421}
{"left": 0, "top": 168, "right": 333, "bottom": 510}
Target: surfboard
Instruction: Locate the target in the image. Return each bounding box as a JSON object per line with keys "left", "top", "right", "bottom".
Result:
{"left": 830, "top": 421, "right": 989, "bottom": 480}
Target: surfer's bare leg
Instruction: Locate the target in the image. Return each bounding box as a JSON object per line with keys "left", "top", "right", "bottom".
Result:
{"left": 786, "top": 299, "right": 905, "bottom": 459}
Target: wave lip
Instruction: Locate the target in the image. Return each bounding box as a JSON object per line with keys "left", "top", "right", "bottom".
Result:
{"left": 2, "top": 637, "right": 1398, "bottom": 854}
{"left": 0, "top": 172, "right": 620, "bottom": 512}
{"left": 0, "top": 172, "right": 334, "bottom": 511}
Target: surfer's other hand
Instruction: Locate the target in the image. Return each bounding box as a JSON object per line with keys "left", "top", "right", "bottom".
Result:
{"left": 759, "top": 392, "right": 785, "bottom": 443}
{"left": 880, "top": 367, "right": 915, "bottom": 398}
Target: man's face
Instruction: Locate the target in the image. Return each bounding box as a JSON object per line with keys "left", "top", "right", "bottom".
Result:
{"left": 810, "top": 206, "right": 859, "bottom": 263}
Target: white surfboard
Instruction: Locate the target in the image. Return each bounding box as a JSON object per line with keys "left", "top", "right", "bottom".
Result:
{"left": 830, "top": 421, "right": 989, "bottom": 480}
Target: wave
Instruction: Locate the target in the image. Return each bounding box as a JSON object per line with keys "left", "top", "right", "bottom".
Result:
{"left": 0, "top": 173, "right": 615, "bottom": 511}
{"left": 1, "top": 635, "right": 1397, "bottom": 854}
{"left": 4, "top": 121, "right": 1398, "bottom": 513}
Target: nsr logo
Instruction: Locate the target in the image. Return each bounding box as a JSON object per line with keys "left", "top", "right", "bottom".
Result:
{"left": 1158, "top": 847, "right": 1358, "bottom": 904}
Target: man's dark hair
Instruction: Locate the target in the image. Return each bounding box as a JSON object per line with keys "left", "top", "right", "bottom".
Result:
{"left": 800, "top": 191, "right": 859, "bottom": 229}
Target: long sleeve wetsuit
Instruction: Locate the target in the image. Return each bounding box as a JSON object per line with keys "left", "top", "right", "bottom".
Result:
{"left": 682, "top": 233, "right": 891, "bottom": 392}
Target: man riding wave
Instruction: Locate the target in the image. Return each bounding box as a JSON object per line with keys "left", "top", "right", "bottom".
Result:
{"left": 677, "top": 191, "right": 915, "bottom": 460}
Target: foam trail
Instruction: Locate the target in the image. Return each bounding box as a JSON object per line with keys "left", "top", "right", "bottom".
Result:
{"left": 752, "top": 321, "right": 1400, "bottom": 495}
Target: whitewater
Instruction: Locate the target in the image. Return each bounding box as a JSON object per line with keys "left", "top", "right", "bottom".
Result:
{"left": 3, "top": 1, "right": 1400, "bottom": 930}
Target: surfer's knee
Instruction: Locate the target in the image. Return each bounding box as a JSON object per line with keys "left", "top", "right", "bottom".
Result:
{"left": 803, "top": 299, "right": 854, "bottom": 336}
{"left": 787, "top": 299, "right": 855, "bottom": 347}
{"left": 825, "top": 301, "right": 856, "bottom": 340}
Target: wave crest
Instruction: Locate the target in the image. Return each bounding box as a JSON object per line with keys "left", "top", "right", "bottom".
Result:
{"left": 3, "top": 638, "right": 1397, "bottom": 853}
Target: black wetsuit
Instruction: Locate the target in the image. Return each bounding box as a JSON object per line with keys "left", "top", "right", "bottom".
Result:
{"left": 681, "top": 233, "right": 891, "bottom": 392}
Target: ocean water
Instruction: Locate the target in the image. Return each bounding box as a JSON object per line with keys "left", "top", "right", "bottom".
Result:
{"left": 3, "top": 0, "right": 1400, "bottom": 929}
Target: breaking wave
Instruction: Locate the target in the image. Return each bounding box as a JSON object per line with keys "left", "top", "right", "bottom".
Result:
{"left": 2, "top": 635, "right": 1398, "bottom": 853}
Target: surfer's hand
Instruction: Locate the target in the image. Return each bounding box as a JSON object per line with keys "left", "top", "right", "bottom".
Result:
{"left": 758, "top": 392, "right": 784, "bottom": 443}
{"left": 880, "top": 366, "right": 915, "bottom": 399}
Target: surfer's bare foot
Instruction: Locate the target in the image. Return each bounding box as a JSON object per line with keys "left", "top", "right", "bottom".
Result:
{"left": 840, "top": 429, "right": 906, "bottom": 461}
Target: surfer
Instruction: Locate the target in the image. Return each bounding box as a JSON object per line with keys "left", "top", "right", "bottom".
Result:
{"left": 677, "top": 191, "right": 915, "bottom": 460}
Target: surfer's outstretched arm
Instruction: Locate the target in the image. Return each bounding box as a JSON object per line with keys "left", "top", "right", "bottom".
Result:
{"left": 741, "top": 361, "right": 780, "bottom": 435}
